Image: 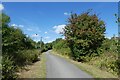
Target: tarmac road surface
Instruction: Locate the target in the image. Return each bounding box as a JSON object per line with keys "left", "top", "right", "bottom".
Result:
{"left": 46, "top": 51, "right": 93, "bottom": 78}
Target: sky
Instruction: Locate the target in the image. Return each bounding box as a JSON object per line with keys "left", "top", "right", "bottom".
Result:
{"left": 1, "top": 2, "right": 118, "bottom": 43}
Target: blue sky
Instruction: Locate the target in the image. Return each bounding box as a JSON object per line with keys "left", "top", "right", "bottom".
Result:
{"left": 2, "top": 2, "right": 118, "bottom": 43}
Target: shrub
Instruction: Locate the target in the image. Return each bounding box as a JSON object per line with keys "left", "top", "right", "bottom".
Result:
{"left": 17, "top": 50, "right": 40, "bottom": 65}
{"left": 1, "top": 12, "right": 41, "bottom": 79}
{"left": 53, "top": 38, "right": 71, "bottom": 56}
{"left": 2, "top": 55, "right": 17, "bottom": 80}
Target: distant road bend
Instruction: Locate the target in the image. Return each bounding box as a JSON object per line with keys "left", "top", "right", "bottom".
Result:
{"left": 46, "top": 51, "right": 93, "bottom": 78}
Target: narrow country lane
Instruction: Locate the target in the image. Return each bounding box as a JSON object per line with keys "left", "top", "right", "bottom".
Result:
{"left": 46, "top": 51, "right": 93, "bottom": 78}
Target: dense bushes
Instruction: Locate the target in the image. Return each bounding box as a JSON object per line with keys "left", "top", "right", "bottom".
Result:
{"left": 96, "top": 37, "right": 118, "bottom": 75}
{"left": 14, "top": 50, "right": 40, "bottom": 66}
{"left": 1, "top": 13, "right": 40, "bottom": 79}
{"left": 2, "top": 49, "right": 40, "bottom": 80}
{"left": 36, "top": 41, "right": 52, "bottom": 53}
{"left": 88, "top": 50, "right": 118, "bottom": 75}
{"left": 44, "top": 43, "right": 52, "bottom": 51}
{"left": 52, "top": 38, "right": 71, "bottom": 56}
{"left": 37, "top": 41, "right": 45, "bottom": 53}
{"left": 2, "top": 55, "right": 17, "bottom": 80}
{"left": 102, "top": 37, "right": 118, "bottom": 52}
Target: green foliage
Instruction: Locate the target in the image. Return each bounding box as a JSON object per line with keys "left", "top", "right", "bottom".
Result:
{"left": 37, "top": 41, "right": 44, "bottom": 48}
{"left": 2, "top": 13, "right": 10, "bottom": 27}
{"left": 100, "top": 37, "right": 118, "bottom": 75}
{"left": 44, "top": 43, "right": 52, "bottom": 51}
{"left": 52, "top": 38, "right": 71, "bottom": 56}
{"left": 2, "top": 26, "right": 35, "bottom": 55}
{"left": 63, "top": 11, "right": 106, "bottom": 61}
{"left": 48, "top": 11, "right": 118, "bottom": 76}
{"left": 13, "top": 50, "right": 40, "bottom": 67}
{"left": 37, "top": 41, "right": 46, "bottom": 53}
{"left": 2, "top": 13, "right": 40, "bottom": 79}
{"left": 101, "top": 38, "right": 111, "bottom": 51}
{"left": 88, "top": 51, "right": 118, "bottom": 75}
{"left": 1, "top": 10, "right": 119, "bottom": 79}
{"left": 115, "top": 59, "right": 120, "bottom": 75}
{"left": 102, "top": 37, "right": 118, "bottom": 52}
{"left": 2, "top": 55, "right": 17, "bottom": 80}
{"left": 86, "top": 35, "right": 118, "bottom": 75}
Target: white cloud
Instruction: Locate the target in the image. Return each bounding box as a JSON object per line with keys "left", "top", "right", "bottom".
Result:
{"left": 62, "top": 36, "right": 65, "bottom": 39}
{"left": 64, "top": 12, "right": 70, "bottom": 16}
{"left": 48, "top": 41, "right": 52, "bottom": 43}
{"left": 0, "top": 4, "right": 4, "bottom": 11}
{"left": 34, "top": 39, "right": 40, "bottom": 42}
{"left": 26, "top": 34, "right": 29, "bottom": 37}
{"left": 19, "top": 25, "right": 24, "bottom": 28}
{"left": 46, "top": 40, "right": 54, "bottom": 43}
{"left": 27, "top": 28, "right": 32, "bottom": 31}
{"left": 53, "top": 24, "right": 66, "bottom": 34}
{"left": 11, "top": 24, "right": 24, "bottom": 28}
{"left": 13, "top": 26, "right": 18, "bottom": 29}
{"left": 31, "top": 34, "right": 39, "bottom": 38}
{"left": 45, "top": 31, "right": 48, "bottom": 34}
{"left": 45, "top": 36, "right": 50, "bottom": 39}
{"left": 11, "top": 24, "right": 17, "bottom": 27}
{"left": 105, "top": 36, "right": 111, "bottom": 39}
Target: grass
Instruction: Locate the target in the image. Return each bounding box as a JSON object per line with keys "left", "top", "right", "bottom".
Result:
{"left": 18, "top": 53, "right": 46, "bottom": 78}
{"left": 51, "top": 50, "right": 118, "bottom": 78}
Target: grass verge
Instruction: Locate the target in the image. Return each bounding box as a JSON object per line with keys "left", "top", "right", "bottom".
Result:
{"left": 50, "top": 50, "right": 118, "bottom": 78}
{"left": 18, "top": 53, "right": 46, "bottom": 78}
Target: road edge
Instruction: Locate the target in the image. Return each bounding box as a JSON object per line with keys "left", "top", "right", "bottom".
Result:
{"left": 50, "top": 50, "right": 118, "bottom": 78}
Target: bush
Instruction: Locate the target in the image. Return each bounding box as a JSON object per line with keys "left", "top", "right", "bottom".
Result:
{"left": 1, "top": 12, "right": 42, "bottom": 79}
{"left": 17, "top": 50, "right": 40, "bottom": 65}
{"left": 29, "top": 50, "right": 40, "bottom": 63}
{"left": 2, "top": 55, "right": 17, "bottom": 80}
{"left": 115, "top": 59, "right": 120, "bottom": 75}
{"left": 2, "top": 49, "right": 40, "bottom": 80}
{"left": 88, "top": 51, "right": 118, "bottom": 75}
{"left": 53, "top": 38, "right": 71, "bottom": 56}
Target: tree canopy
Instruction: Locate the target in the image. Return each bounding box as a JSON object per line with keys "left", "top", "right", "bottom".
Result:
{"left": 63, "top": 11, "right": 106, "bottom": 61}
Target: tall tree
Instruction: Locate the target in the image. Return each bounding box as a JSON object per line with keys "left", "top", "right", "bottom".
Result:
{"left": 63, "top": 11, "right": 106, "bottom": 61}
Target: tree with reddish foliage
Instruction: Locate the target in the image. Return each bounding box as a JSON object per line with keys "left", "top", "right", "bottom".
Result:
{"left": 63, "top": 11, "right": 106, "bottom": 61}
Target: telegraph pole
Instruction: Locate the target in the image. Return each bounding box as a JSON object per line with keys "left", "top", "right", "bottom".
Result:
{"left": 35, "top": 34, "right": 38, "bottom": 49}
{"left": 40, "top": 37, "right": 42, "bottom": 50}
